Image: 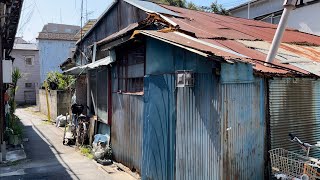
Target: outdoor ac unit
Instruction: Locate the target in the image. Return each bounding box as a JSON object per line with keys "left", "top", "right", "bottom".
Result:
{"left": 176, "top": 70, "right": 194, "bottom": 88}
{"left": 2, "top": 60, "right": 12, "bottom": 83}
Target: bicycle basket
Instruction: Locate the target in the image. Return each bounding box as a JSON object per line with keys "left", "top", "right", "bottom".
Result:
{"left": 304, "top": 162, "right": 320, "bottom": 179}
{"left": 269, "top": 148, "right": 311, "bottom": 179}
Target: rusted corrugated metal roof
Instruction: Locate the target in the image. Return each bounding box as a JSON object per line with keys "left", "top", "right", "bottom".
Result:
{"left": 140, "top": 4, "right": 320, "bottom": 76}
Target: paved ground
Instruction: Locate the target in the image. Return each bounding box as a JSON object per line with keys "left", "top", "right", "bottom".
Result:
{"left": 0, "top": 107, "right": 136, "bottom": 180}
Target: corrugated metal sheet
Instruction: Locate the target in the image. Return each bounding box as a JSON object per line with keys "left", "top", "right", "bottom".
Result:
{"left": 176, "top": 74, "right": 221, "bottom": 180}
{"left": 139, "top": 30, "right": 244, "bottom": 60}
{"left": 111, "top": 93, "right": 143, "bottom": 172}
{"left": 269, "top": 78, "right": 320, "bottom": 158}
{"left": 239, "top": 40, "right": 320, "bottom": 76}
{"left": 124, "top": 0, "right": 180, "bottom": 17}
{"left": 221, "top": 79, "right": 265, "bottom": 180}
{"left": 160, "top": 4, "right": 320, "bottom": 45}
{"left": 142, "top": 74, "right": 176, "bottom": 180}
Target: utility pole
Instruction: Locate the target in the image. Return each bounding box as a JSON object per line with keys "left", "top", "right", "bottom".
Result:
{"left": 80, "top": 0, "right": 83, "bottom": 65}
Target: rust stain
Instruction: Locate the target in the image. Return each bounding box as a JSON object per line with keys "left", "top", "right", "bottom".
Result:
{"left": 280, "top": 44, "right": 320, "bottom": 62}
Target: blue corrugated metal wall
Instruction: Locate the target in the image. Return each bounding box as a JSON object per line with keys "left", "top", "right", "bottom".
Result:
{"left": 221, "top": 78, "right": 265, "bottom": 180}
{"left": 111, "top": 93, "right": 144, "bottom": 172}
{"left": 142, "top": 74, "right": 176, "bottom": 180}
{"left": 176, "top": 73, "right": 222, "bottom": 180}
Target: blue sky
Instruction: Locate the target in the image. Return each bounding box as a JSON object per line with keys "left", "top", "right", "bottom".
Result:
{"left": 18, "top": 0, "right": 248, "bottom": 42}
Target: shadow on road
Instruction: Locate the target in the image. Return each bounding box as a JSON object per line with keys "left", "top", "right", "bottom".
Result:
{"left": 1, "top": 121, "right": 76, "bottom": 180}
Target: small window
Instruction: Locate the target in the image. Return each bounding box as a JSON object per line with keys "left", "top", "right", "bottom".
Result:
{"left": 25, "top": 56, "right": 34, "bottom": 65}
{"left": 117, "top": 44, "right": 145, "bottom": 93}
{"left": 25, "top": 83, "right": 32, "bottom": 88}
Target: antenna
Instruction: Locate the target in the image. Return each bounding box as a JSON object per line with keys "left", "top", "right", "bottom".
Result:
{"left": 86, "top": 0, "right": 88, "bottom": 22}
{"left": 80, "top": 0, "right": 83, "bottom": 65}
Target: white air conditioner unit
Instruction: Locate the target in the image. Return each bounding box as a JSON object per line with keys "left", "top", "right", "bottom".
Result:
{"left": 3, "top": 60, "right": 12, "bottom": 83}
{"left": 176, "top": 70, "right": 194, "bottom": 88}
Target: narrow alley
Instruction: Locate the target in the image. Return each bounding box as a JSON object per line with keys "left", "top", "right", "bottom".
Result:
{"left": 0, "top": 107, "right": 136, "bottom": 180}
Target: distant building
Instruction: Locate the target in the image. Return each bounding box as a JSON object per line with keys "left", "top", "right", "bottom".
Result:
{"left": 229, "top": 0, "right": 320, "bottom": 36}
{"left": 37, "top": 23, "right": 80, "bottom": 83}
{"left": 11, "top": 38, "right": 39, "bottom": 104}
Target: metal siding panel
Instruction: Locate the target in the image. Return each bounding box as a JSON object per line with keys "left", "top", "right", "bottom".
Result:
{"left": 176, "top": 73, "right": 221, "bottom": 180}
{"left": 269, "top": 78, "right": 320, "bottom": 158}
{"left": 111, "top": 93, "right": 143, "bottom": 172}
{"left": 142, "top": 74, "right": 175, "bottom": 180}
{"left": 221, "top": 79, "right": 265, "bottom": 180}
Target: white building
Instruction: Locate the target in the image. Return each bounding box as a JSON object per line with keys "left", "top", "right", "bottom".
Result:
{"left": 229, "top": 0, "right": 320, "bottom": 36}
{"left": 12, "top": 38, "right": 40, "bottom": 104}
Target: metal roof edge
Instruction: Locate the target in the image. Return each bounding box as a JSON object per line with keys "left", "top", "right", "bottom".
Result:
{"left": 124, "top": 0, "right": 181, "bottom": 17}
{"left": 173, "top": 32, "right": 247, "bottom": 58}
{"left": 228, "top": 0, "right": 264, "bottom": 11}
{"left": 134, "top": 30, "right": 229, "bottom": 62}
{"left": 76, "top": 0, "right": 118, "bottom": 45}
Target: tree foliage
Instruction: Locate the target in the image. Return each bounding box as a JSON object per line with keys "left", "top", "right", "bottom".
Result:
{"left": 159, "top": 0, "right": 186, "bottom": 7}
{"left": 209, "top": 2, "right": 229, "bottom": 15}
{"left": 186, "top": 2, "right": 198, "bottom": 10}
{"left": 46, "top": 71, "right": 75, "bottom": 90}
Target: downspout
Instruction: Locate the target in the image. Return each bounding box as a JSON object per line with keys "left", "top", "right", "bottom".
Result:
{"left": 265, "top": 0, "right": 297, "bottom": 64}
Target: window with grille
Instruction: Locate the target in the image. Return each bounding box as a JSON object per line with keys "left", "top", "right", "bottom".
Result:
{"left": 25, "top": 56, "right": 34, "bottom": 65}
{"left": 25, "top": 83, "right": 32, "bottom": 88}
{"left": 117, "top": 44, "right": 145, "bottom": 93}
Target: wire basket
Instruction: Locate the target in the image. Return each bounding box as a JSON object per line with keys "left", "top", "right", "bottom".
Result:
{"left": 269, "top": 148, "right": 320, "bottom": 179}
{"left": 304, "top": 162, "right": 320, "bottom": 179}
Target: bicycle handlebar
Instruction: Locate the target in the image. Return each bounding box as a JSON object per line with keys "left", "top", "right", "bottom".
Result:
{"left": 289, "top": 133, "right": 313, "bottom": 149}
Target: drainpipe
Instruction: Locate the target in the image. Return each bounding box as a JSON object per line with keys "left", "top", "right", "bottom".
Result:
{"left": 265, "top": 0, "right": 297, "bottom": 64}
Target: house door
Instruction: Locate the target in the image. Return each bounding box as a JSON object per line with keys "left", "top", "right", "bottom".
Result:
{"left": 142, "top": 74, "right": 175, "bottom": 180}
{"left": 221, "top": 81, "right": 265, "bottom": 180}
{"left": 24, "top": 91, "right": 36, "bottom": 104}
{"left": 175, "top": 73, "right": 221, "bottom": 180}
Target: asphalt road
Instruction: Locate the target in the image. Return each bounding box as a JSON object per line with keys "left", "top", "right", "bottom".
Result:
{"left": 0, "top": 107, "right": 134, "bottom": 180}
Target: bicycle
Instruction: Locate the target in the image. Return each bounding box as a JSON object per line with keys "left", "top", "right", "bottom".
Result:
{"left": 269, "top": 134, "right": 320, "bottom": 180}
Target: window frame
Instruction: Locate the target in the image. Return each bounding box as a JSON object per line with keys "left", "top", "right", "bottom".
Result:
{"left": 25, "top": 56, "right": 34, "bottom": 66}
{"left": 117, "top": 43, "right": 146, "bottom": 93}
{"left": 25, "top": 83, "right": 33, "bottom": 88}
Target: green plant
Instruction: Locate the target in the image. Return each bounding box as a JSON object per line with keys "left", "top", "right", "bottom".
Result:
{"left": 9, "top": 68, "right": 22, "bottom": 116}
{"left": 80, "top": 146, "right": 94, "bottom": 159}
{"left": 45, "top": 71, "right": 75, "bottom": 90}
{"left": 8, "top": 115, "right": 23, "bottom": 136}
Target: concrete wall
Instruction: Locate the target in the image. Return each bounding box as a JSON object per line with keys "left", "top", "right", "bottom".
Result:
{"left": 38, "top": 39, "right": 76, "bottom": 83}
{"left": 230, "top": 0, "right": 320, "bottom": 36}
{"left": 288, "top": 3, "right": 320, "bottom": 36}
{"left": 38, "top": 89, "right": 70, "bottom": 120}
{"left": 230, "top": 0, "right": 283, "bottom": 19}
{"left": 11, "top": 49, "right": 40, "bottom": 104}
